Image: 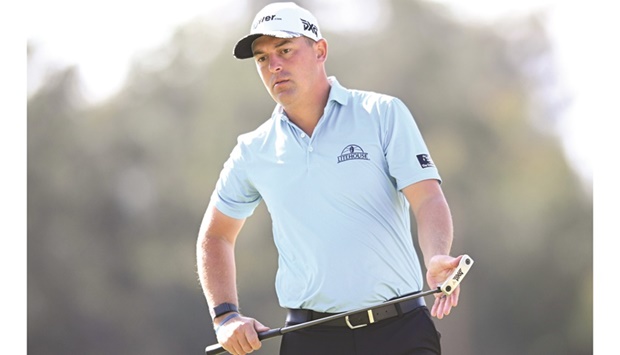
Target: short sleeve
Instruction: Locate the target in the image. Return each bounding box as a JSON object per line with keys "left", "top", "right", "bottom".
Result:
{"left": 210, "top": 139, "right": 262, "bottom": 219}
{"left": 381, "top": 98, "right": 441, "bottom": 190}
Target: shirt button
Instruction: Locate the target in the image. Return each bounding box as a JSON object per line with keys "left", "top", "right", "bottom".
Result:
{"left": 301, "top": 133, "right": 306, "bottom": 138}
{"left": 308, "top": 146, "right": 314, "bottom": 152}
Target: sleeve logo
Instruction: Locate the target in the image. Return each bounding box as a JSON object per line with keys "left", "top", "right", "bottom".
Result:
{"left": 416, "top": 154, "right": 435, "bottom": 168}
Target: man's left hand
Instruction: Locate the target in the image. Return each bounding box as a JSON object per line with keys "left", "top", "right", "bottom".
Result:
{"left": 426, "top": 255, "right": 463, "bottom": 319}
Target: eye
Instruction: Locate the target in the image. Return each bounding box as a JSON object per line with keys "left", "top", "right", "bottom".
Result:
{"left": 281, "top": 48, "right": 291, "bottom": 54}
{"left": 256, "top": 55, "right": 266, "bottom": 63}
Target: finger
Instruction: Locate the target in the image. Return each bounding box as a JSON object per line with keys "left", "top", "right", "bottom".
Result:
{"left": 431, "top": 297, "right": 440, "bottom": 318}
{"left": 254, "top": 320, "right": 271, "bottom": 333}
{"left": 234, "top": 339, "right": 248, "bottom": 355}
{"left": 240, "top": 341, "right": 255, "bottom": 354}
{"left": 222, "top": 330, "right": 248, "bottom": 355}
{"left": 220, "top": 338, "right": 235, "bottom": 355}
{"left": 228, "top": 341, "right": 243, "bottom": 355}
{"left": 433, "top": 296, "right": 446, "bottom": 319}
{"left": 436, "top": 301, "right": 446, "bottom": 319}
{"left": 451, "top": 286, "right": 461, "bottom": 307}
{"left": 230, "top": 331, "right": 253, "bottom": 354}
{"left": 441, "top": 297, "right": 452, "bottom": 317}
{"left": 452, "top": 255, "right": 464, "bottom": 267}
{"left": 245, "top": 326, "right": 262, "bottom": 351}
{"left": 443, "top": 294, "right": 455, "bottom": 316}
{"left": 442, "top": 297, "right": 451, "bottom": 317}
{"left": 444, "top": 290, "right": 461, "bottom": 316}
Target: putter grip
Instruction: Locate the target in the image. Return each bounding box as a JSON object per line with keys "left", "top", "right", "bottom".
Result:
{"left": 205, "top": 329, "right": 282, "bottom": 355}
{"left": 259, "top": 328, "right": 282, "bottom": 340}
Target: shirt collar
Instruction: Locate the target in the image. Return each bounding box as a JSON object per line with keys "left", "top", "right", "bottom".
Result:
{"left": 326, "top": 76, "right": 349, "bottom": 106}
{"left": 272, "top": 76, "right": 350, "bottom": 121}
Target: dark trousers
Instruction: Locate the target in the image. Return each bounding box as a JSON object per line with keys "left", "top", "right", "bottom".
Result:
{"left": 279, "top": 307, "right": 441, "bottom": 355}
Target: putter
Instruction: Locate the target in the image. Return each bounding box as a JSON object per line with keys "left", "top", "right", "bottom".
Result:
{"left": 205, "top": 255, "right": 474, "bottom": 355}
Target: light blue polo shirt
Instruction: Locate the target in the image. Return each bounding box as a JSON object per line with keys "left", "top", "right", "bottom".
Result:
{"left": 212, "top": 77, "right": 441, "bottom": 312}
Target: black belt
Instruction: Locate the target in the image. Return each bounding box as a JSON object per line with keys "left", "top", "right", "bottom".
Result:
{"left": 286, "top": 296, "right": 425, "bottom": 329}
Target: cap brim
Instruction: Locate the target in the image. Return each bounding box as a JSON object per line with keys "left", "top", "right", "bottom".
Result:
{"left": 233, "top": 34, "right": 263, "bottom": 59}
{"left": 233, "top": 31, "right": 302, "bottom": 59}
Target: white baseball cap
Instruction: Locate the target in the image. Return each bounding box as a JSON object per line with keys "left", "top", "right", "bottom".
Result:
{"left": 233, "top": 2, "right": 323, "bottom": 59}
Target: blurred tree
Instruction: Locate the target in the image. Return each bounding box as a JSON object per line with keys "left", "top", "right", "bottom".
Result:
{"left": 28, "top": 0, "right": 591, "bottom": 354}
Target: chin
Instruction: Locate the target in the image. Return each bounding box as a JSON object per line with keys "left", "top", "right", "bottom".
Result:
{"left": 272, "top": 90, "right": 296, "bottom": 106}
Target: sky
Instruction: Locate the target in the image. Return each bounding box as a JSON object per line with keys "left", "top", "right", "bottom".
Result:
{"left": 26, "top": 0, "right": 249, "bottom": 101}
{"left": 27, "top": 0, "right": 567, "bottom": 102}
{"left": 13, "top": 0, "right": 618, "bottom": 350}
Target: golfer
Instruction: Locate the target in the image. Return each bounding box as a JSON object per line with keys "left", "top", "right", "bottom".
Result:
{"left": 197, "top": 2, "right": 465, "bottom": 354}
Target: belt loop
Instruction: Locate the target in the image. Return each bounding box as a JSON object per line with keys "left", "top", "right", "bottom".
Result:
{"left": 395, "top": 302, "right": 403, "bottom": 317}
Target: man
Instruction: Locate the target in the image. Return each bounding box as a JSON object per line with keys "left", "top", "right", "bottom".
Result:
{"left": 197, "top": 2, "right": 465, "bottom": 354}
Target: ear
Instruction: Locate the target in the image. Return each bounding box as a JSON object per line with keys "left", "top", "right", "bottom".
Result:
{"left": 315, "top": 39, "right": 328, "bottom": 62}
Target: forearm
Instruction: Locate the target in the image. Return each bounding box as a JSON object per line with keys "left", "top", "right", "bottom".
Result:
{"left": 415, "top": 193, "right": 454, "bottom": 268}
{"left": 197, "top": 234, "right": 239, "bottom": 319}
{"left": 196, "top": 204, "right": 246, "bottom": 321}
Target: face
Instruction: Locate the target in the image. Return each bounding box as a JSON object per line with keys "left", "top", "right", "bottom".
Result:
{"left": 251, "top": 36, "right": 326, "bottom": 107}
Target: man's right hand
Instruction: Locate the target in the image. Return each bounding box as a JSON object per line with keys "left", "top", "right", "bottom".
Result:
{"left": 215, "top": 314, "right": 270, "bottom": 355}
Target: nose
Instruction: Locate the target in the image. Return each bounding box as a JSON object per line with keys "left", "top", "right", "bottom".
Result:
{"left": 268, "top": 55, "right": 282, "bottom": 73}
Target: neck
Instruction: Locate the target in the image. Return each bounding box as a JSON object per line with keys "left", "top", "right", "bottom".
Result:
{"left": 282, "top": 77, "right": 331, "bottom": 137}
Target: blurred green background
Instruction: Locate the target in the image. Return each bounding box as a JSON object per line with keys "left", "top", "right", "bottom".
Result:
{"left": 27, "top": 0, "right": 592, "bottom": 354}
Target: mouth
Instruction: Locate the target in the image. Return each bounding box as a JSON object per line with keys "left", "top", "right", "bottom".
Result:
{"left": 273, "top": 78, "right": 290, "bottom": 88}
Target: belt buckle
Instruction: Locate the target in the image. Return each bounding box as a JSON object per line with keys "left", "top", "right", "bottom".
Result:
{"left": 345, "top": 310, "right": 375, "bottom": 329}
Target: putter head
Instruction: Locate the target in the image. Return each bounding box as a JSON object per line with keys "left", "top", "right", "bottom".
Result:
{"left": 439, "top": 255, "right": 474, "bottom": 295}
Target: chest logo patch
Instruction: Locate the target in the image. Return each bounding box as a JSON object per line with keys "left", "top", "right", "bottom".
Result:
{"left": 337, "top": 144, "right": 370, "bottom": 163}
